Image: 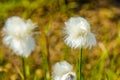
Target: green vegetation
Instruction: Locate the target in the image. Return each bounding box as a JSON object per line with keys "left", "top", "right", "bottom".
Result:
{"left": 0, "top": 0, "right": 120, "bottom": 80}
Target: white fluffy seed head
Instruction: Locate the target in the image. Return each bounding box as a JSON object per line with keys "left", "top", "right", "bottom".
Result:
{"left": 52, "top": 61, "right": 76, "bottom": 80}
{"left": 64, "top": 17, "right": 96, "bottom": 49}
{"left": 64, "top": 17, "right": 90, "bottom": 39}
{"left": 2, "top": 16, "right": 36, "bottom": 57}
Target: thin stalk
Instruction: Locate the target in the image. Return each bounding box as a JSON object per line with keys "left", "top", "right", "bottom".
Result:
{"left": 44, "top": 59, "right": 47, "bottom": 80}
{"left": 76, "top": 54, "right": 79, "bottom": 80}
{"left": 45, "top": 34, "right": 51, "bottom": 79}
{"left": 42, "top": 53, "right": 47, "bottom": 80}
{"left": 22, "top": 57, "right": 26, "bottom": 80}
{"left": 80, "top": 48, "right": 82, "bottom": 80}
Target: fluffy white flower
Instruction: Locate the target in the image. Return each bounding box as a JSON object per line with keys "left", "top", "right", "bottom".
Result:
{"left": 52, "top": 61, "right": 76, "bottom": 80}
{"left": 2, "top": 16, "right": 36, "bottom": 57}
{"left": 64, "top": 17, "right": 96, "bottom": 49}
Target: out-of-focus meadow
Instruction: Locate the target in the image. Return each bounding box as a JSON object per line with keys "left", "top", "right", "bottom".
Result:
{"left": 0, "top": 0, "right": 120, "bottom": 80}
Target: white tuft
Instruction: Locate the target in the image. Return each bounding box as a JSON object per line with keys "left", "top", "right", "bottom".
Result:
{"left": 2, "top": 16, "right": 36, "bottom": 57}
{"left": 52, "top": 61, "right": 76, "bottom": 80}
{"left": 64, "top": 17, "right": 96, "bottom": 49}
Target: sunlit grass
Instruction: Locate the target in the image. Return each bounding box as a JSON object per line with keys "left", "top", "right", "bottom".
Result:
{"left": 0, "top": 0, "right": 120, "bottom": 80}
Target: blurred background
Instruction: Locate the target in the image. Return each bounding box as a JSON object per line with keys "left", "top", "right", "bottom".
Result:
{"left": 0, "top": 0, "right": 120, "bottom": 80}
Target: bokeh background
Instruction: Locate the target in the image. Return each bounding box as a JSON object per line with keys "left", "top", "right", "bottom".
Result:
{"left": 0, "top": 0, "right": 120, "bottom": 80}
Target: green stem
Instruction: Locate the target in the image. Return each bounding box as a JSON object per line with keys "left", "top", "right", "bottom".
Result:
{"left": 22, "top": 57, "right": 26, "bottom": 80}
{"left": 80, "top": 48, "right": 82, "bottom": 80}
{"left": 45, "top": 34, "right": 51, "bottom": 79}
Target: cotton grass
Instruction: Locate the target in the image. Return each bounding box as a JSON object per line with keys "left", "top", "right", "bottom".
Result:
{"left": 2, "top": 16, "right": 38, "bottom": 80}
{"left": 64, "top": 17, "right": 96, "bottom": 49}
{"left": 63, "top": 16, "right": 97, "bottom": 80}
{"left": 2, "top": 16, "right": 36, "bottom": 57}
{"left": 52, "top": 61, "right": 76, "bottom": 80}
